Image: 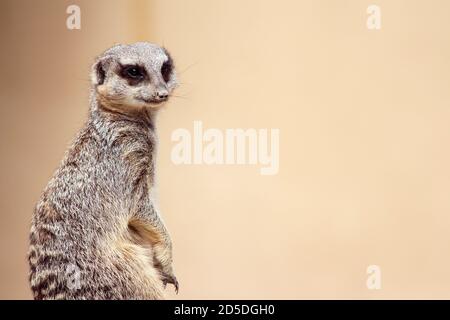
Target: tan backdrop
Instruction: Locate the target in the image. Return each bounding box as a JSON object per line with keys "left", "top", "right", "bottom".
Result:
{"left": 1, "top": 0, "right": 450, "bottom": 299}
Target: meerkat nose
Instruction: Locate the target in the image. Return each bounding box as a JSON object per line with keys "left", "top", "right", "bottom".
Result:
{"left": 155, "top": 89, "right": 169, "bottom": 101}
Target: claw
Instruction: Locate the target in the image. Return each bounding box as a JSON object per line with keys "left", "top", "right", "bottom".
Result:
{"left": 174, "top": 278, "right": 179, "bottom": 294}
{"left": 162, "top": 273, "right": 179, "bottom": 294}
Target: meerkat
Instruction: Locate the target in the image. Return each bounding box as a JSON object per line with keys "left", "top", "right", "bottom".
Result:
{"left": 28, "top": 42, "right": 178, "bottom": 299}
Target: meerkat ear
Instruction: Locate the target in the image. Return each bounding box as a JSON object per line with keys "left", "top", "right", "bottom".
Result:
{"left": 91, "top": 56, "right": 112, "bottom": 86}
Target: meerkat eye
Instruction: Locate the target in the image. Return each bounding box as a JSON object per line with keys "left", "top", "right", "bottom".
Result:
{"left": 127, "top": 67, "right": 140, "bottom": 77}
{"left": 120, "top": 65, "right": 146, "bottom": 81}
{"left": 161, "top": 60, "right": 173, "bottom": 83}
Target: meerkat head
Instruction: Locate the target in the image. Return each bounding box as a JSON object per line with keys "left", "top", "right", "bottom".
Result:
{"left": 91, "top": 42, "right": 177, "bottom": 113}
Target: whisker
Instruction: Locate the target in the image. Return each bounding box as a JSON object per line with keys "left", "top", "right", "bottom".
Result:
{"left": 177, "top": 61, "right": 199, "bottom": 75}
{"left": 171, "top": 95, "right": 189, "bottom": 100}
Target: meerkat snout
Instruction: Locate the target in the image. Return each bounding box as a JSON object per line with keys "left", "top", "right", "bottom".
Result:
{"left": 155, "top": 88, "right": 169, "bottom": 101}
{"left": 91, "top": 42, "right": 177, "bottom": 111}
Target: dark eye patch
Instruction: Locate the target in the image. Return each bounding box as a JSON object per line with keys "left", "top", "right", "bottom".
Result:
{"left": 119, "top": 64, "right": 147, "bottom": 84}
{"left": 161, "top": 61, "right": 172, "bottom": 83}
{"left": 161, "top": 49, "right": 174, "bottom": 83}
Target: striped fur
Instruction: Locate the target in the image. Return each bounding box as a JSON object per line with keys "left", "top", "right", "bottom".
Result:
{"left": 28, "top": 43, "right": 178, "bottom": 300}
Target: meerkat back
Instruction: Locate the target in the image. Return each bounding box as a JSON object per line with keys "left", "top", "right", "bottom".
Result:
{"left": 28, "top": 42, "right": 178, "bottom": 300}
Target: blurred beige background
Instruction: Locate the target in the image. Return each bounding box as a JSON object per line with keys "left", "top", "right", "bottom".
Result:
{"left": 1, "top": 0, "right": 450, "bottom": 299}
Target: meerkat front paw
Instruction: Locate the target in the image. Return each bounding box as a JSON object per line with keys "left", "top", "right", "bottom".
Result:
{"left": 153, "top": 245, "right": 179, "bottom": 293}
{"left": 161, "top": 268, "right": 179, "bottom": 293}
